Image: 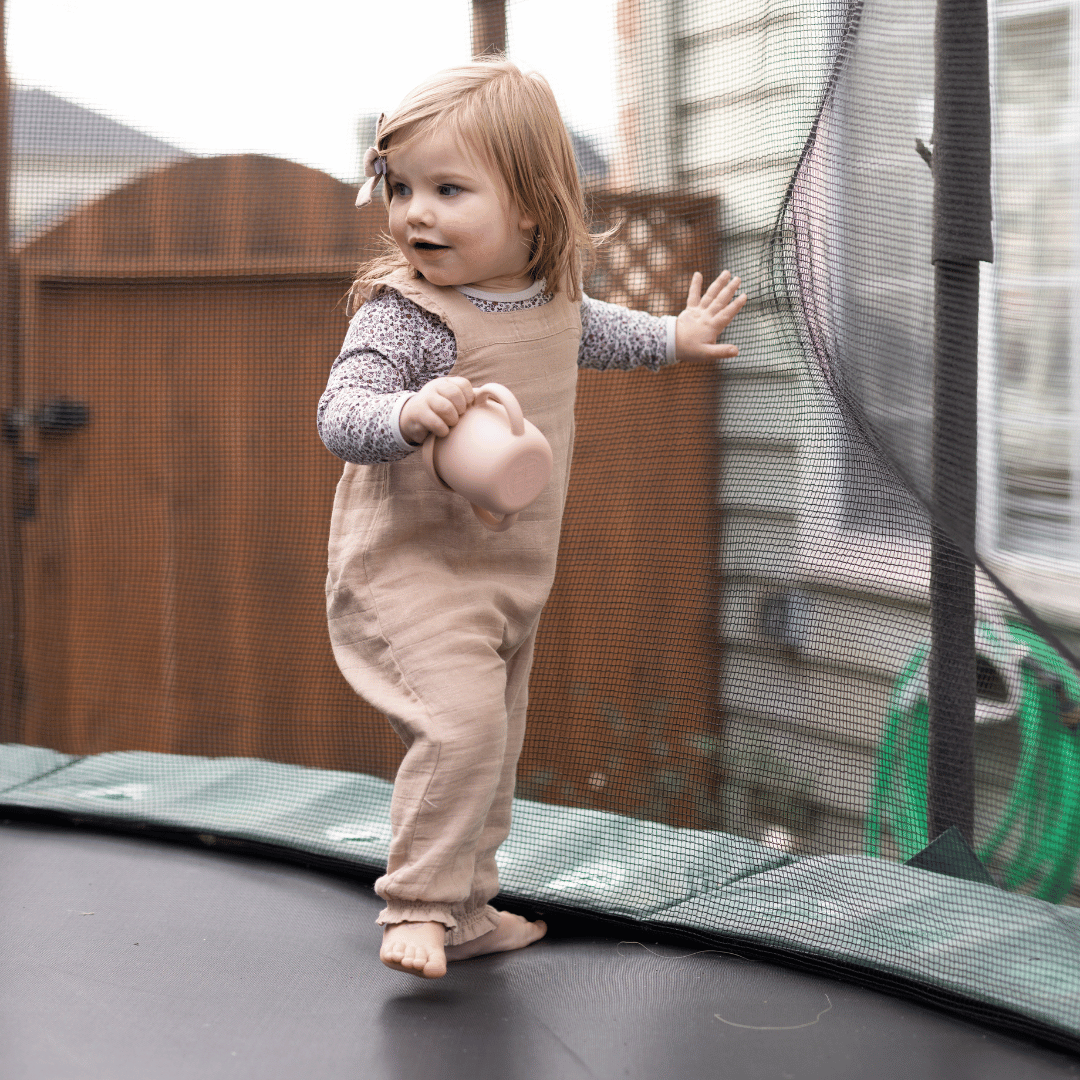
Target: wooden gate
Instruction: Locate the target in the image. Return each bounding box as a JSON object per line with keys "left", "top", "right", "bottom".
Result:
{"left": 5, "top": 154, "right": 402, "bottom": 775}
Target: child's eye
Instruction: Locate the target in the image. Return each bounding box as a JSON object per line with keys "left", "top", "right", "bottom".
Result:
{"left": 438, "top": 184, "right": 462, "bottom": 197}
{"left": 392, "top": 182, "right": 411, "bottom": 198}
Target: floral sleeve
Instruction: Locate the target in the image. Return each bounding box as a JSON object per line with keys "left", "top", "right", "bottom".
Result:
{"left": 317, "top": 291, "right": 457, "bottom": 464}
{"left": 577, "top": 294, "right": 677, "bottom": 371}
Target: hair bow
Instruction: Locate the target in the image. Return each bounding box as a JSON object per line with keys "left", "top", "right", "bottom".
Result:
{"left": 356, "top": 113, "right": 388, "bottom": 208}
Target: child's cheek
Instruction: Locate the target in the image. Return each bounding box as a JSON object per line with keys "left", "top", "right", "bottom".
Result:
{"left": 388, "top": 209, "right": 409, "bottom": 252}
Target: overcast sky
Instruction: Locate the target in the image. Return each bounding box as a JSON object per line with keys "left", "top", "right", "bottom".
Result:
{"left": 7, "top": 0, "right": 619, "bottom": 181}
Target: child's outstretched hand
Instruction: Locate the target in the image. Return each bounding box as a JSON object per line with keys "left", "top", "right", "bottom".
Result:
{"left": 400, "top": 376, "right": 475, "bottom": 445}
{"left": 675, "top": 270, "right": 748, "bottom": 361}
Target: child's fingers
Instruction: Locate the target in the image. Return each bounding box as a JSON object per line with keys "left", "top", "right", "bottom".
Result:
{"left": 705, "top": 275, "right": 741, "bottom": 313}
{"left": 434, "top": 394, "right": 469, "bottom": 430}
{"left": 426, "top": 378, "right": 473, "bottom": 416}
{"left": 430, "top": 377, "right": 472, "bottom": 407}
{"left": 420, "top": 401, "right": 453, "bottom": 438}
{"left": 679, "top": 342, "right": 740, "bottom": 362}
{"left": 446, "top": 376, "right": 475, "bottom": 404}
{"left": 701, "top": 270, "right": 734, "bottom": 305}
{"left": 722, "top": 290, "right": 748, "bottom": 316}
{"left": 708, "top": 291, "right": 748, "bottom": 329}
{"left": 409, "top": 384, "right": 466, "bottom": 438}
{"left": 407, "top": 406, "right": 447, "bottom": 439}
{"left": 700, "top": 342, "right": 740, "bottom": 360}
{"left": 441, "top": 388, "right": 472, "bottom": 417}
{"left": 685, "top": 271, "right": 704, "bottom": 308}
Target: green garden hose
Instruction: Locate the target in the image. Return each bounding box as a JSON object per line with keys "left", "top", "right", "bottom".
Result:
{"left": 866, "top": 621, "right": 1080, "bottom": 903}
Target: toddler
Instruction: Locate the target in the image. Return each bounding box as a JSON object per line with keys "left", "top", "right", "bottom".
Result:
{"left": 320, "top": 57, "right": 746, "bottom": 979}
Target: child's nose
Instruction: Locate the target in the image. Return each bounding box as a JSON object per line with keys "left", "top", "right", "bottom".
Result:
{"left": 406, "top": 196, "right": 435, "bottom": 227}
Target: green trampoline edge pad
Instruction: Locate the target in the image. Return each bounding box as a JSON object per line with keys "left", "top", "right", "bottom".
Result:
{"left": 3, "top": 744, "right": 1078, "bottom": 1043}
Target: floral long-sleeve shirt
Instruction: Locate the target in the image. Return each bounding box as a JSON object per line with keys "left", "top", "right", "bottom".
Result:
{"left": 318, "top": 278, "right": 676, "bottom": 464}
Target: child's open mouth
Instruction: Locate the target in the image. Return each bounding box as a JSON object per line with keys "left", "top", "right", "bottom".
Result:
{"left": 413, "top": 241, "right": 448, "bottom": 252}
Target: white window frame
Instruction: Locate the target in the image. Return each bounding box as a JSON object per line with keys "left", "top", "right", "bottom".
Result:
{"left": 804, "top": 0, "right": 1080, "bottom": 633}
{"left": 979, "top": 0, "right": 1080, "bottom": 627}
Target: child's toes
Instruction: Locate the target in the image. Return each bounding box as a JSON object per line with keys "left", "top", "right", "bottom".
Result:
{"left": 380, "top": 921, "right": 447, "bottom": 978}
{"left": 380, "top": 941, "right": 411, "bottom": 969}
{"left": 421, "top": 948, "right": 447, "bottom": 978}
{"left": 385, "top": 942, "right": 444, "bottom": 978}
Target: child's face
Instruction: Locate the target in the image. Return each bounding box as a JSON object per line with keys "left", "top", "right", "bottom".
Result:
{"left": 386, "top": 128, "right": 536, "bottom": 293}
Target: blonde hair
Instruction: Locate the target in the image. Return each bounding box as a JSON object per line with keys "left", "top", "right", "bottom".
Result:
{"left": 350, "top": 57, "right": 601, "bottom": 310}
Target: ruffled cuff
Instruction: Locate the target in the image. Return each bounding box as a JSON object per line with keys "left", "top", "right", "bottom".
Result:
{"left": 375, "top": 902, "right": 502, "bottom": 945}
{"left": 376, "top": 902, "right": 458, "bottom": 930}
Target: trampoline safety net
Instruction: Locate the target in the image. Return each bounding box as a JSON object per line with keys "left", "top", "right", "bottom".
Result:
{"left": 3, "top": 0, "right": 1080, "bottom": 1054}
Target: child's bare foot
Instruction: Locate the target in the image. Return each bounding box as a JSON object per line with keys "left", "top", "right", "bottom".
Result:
{"left": 380, "top": 912, "right": 546, "bottom": 979}
{"left": 380, "top": 921, "right": 447, "bottom": 979}
{"left": 445, "top": 911, "right": 547, "bottom": 963}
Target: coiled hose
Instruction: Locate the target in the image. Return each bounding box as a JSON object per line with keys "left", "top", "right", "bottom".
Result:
{"left": 866, "top": 621, "right": 1080, "bottom": 902}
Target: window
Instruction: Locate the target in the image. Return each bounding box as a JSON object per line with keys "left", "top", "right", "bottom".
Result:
{"left": 818, "top": 0, "right": 1080, "bottom": 626}
{"left": 982, "top": 1, "right": 1080, "bottom": 622}
{"left": 987, "top": 5, "right": 1077, "bottom": 557}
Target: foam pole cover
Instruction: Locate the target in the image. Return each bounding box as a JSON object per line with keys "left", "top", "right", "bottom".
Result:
{"left": 927, "top": 0, "right": 992, "bottom": 844}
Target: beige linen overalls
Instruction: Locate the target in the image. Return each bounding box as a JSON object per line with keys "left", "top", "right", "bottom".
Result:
{"left": 326, "top": 269, "right": 580, "bottom": 945}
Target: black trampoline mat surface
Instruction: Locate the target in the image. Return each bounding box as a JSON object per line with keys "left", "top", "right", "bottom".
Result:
{"left": 3, "top": 822, "right": 1078, "bottom": 1080}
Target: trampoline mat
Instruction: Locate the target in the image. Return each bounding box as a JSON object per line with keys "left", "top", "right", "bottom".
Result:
{"left": 2, "top": 821, "right": 1078, "bottom": 1080}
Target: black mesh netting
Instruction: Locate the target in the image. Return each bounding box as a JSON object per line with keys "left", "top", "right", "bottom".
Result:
{"left": 3, "top": 0, "right": 1080, "bottom": 1053}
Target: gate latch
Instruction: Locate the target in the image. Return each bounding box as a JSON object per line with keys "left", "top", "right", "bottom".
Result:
{"left": 4, "top": 398, "right": 91, "bottom": 441}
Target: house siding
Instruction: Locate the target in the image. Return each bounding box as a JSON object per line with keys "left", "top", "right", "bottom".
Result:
{"left": 611, "top": 0, "right": 1062, "bottom": 882}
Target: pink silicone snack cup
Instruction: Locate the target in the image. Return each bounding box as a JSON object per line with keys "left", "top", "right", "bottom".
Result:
{"left": 422, "top": 382, "right": 554, "bottom": 532}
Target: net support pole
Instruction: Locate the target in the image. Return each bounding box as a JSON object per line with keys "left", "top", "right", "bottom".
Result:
{"left": 927, "top": 0, "right": 993, "bottom": 845}
{"left": 471, "top": 0, "right": 507, "bottom": 57}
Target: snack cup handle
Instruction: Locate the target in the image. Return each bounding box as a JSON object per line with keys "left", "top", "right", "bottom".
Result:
{"left": 472, "top": 504, "right": 518, "bottom": 532}
{"left": 472, "top": 383, "right": 525, "bottom": 436}
{"left": 422, "top": 431, "right": 453, "bottom": 490}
